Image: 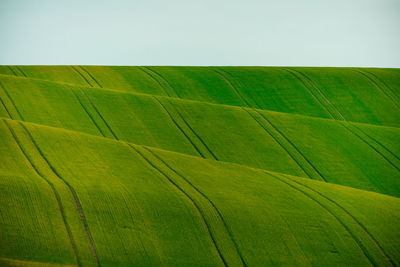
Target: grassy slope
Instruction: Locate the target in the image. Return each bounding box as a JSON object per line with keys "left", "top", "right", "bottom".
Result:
{"left": 1, "top": 66, "right": 398, "bottom": 127}
{"left": 0, "top": 66, "right": 399, "bottom": 266}
{"left": 0, "top": 74, "right": 399, "bottom": 197}
{"left": 1, "top": 119, "right": 399, "bottom": 266}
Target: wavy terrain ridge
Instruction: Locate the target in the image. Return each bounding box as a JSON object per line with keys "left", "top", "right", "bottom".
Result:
{"left": 0, "top": 66, "right": 399, "bottom": 266}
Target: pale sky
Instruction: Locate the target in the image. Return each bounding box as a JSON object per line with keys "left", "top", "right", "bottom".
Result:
{"left": 0, "top": 0, "right": 399, "bottom": 67}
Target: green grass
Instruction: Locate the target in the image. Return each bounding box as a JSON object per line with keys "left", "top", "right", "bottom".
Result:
{"left": 2, "top": 66, "right": 399, "bottom": 126}
{"left": 0, "top": 66, "right": 399, "bottom": 266}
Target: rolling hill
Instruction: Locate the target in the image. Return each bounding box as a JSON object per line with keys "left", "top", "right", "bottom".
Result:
{"left": 0, "top": 66, "right": 399, "bottom": 266}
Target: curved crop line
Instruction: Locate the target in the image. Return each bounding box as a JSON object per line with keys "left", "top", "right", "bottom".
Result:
{"left": 7, "top": 66, "right": 18, "bottom": 76}
{"left": 6, "top": 66, "right": 398, "bottom": 175}
{"left": 19, "top": 122, "right": 101, "bottom": 266}
{"left": 256, "top": 110, "right": 327, "bottom": 181}
{"left": 287, "top": 177, "right": 395, "bottom": 266}
{"left": 4, "top": 68, "right": 396, "bottom": 129}
{"left": 247, "top": 94, "right": 263, "bottom": 110}
{"left": 125, "top": 143, "right": 229, "bottom": 267}
{"left": 0, "top": 80, "right": 24, "bottom": 120}
{"left": 2, "top": 120, "right": 81, "bottom": 266}
{"left": 289, "top": 69, "right": 400, "bottom": 173}
{"left": 143, "top": 146, "right": 247, "bottom": 266}
{"left": 138, "top": 67, "right": 172, "bottom": 98}
{"left": 219, "top": 69, "right": 263, "bottom": 109}
{"left": 68, "top": 88, "right": 106, "bottom": 137}
{"left": 212, "top": 69, "right": 250, "bottom": 107}
{"left": 281, "top": 70, "right": 400, "bottom": 172}
{"left": 281, "top": 68, "right": 335, "bottom": 119}
{"left": 243, "top": 108, "right": 311, "bottom": 178}
{"left": 79, "top": 66, "right": 103, "bottom": 88}
{"left": 291, "top": 69, "right": 345, "bottom": 120}
{"left": 321, "top": 70, "right": 400, "bottom": 165}
{"left": 363, "top": 70, "right": 400, "bottom": 104}
{"left": 341, "top": 123, "right": 400, "bottom": 173}
{"left": 164, "top": 98, "right": 218, "bottom": 160}
{"left": 354, "top": 69, "right": 400, "bottom": 110}
{"left": 267, "top": 172, "right": 377, "bottom": 266}
{"left": 144, "top": 67, "right": 181, "bottom": 98}
{"left": 0, "top": 96, "right": 12, "bottom": 119}
{"left": 152, "top": 96, "right": 205, "bottom": 158}
{"left": 77, "top": 88, "right": 119, "bottom": 140}
{"left": 71, "top": 66, "right": 93, "bottom": 87}
{"left": 352, "top": 123, "right": 400, "bottom": 163}
{"left": 14, "top": 66, "right": 27, "bottom": 77}
{"left": 244, "top": 107, "right": 326, "bottom": 182}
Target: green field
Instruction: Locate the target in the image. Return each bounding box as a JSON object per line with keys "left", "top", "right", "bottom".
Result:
{"left": 0, "top": 66, "right": 399, "bottom": 266}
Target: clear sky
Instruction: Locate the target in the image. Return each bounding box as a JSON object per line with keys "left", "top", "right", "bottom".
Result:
{"left": 0, "top": 0, "right": 399, "bottom": 67}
